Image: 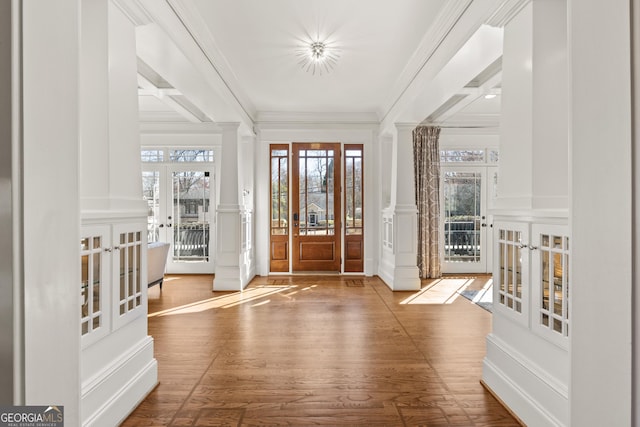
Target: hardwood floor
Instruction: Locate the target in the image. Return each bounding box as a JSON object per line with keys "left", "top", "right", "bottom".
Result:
{"left": 122, "top": 275, "right": 520, "bottom": 426}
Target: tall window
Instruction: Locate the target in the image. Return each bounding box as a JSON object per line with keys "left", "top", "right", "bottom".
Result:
{"left": 270, "top": 145, "right": 289, "bottom": 272}
{"left": 345, "top": 146, "right": 363, "bottom": 236}
{"left": 344, "top": 144, "right": 364, "bottom": 272}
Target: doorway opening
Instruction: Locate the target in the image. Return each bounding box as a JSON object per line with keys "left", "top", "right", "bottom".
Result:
{"left": 269, "top": 143, "right": 364, "bottom": 273}
{"left": 440, "top": 148, "right": 498, "bottom": 274}
{"left": 142, "top": 148, "right": 215, "bottom": 274}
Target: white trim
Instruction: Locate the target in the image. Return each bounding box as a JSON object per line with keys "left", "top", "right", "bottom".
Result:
{"left": 111, "top": 0, "right": 153, "bottom": 26}
{"left": 379, "top": 0, "right": 474, "bottom": 119}
{"left": 256, "top": 111, "right": 380, "bottom": 125}
{"left": 81, "top": 337, "right": 157, "bottom": 427}
{"left": 485, "top": 0, "right": 532, "bottom": 28}
{"left": 483, "top": 333, "right": 568, "bottom": 427}
{"left": 140, "top": 122, "right": 224, "bottom": 135}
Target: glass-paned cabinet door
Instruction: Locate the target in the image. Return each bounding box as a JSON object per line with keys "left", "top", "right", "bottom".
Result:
{"left": 494, "top": 221, "right": 529, "bottom": 325}
{"left": 112, "top": 223, "right": 146, "bottom": 329}
{"left": 80, "top": 225, "right": 110, "bottom": 347}
{"left": 531, "top": 224, "right": 570, "bottom": 347}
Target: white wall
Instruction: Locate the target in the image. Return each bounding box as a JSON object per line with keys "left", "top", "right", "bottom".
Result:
{"left": 494, "top": 4, "right": 533, "bottom": 209}
{"left": 532, "top": 0, "right": 568, "bottom": 210}
{"left": 22, "top": 0, "right": 81, "bottom": 424}
{"left": 569, "top": 0, "right": 633, "bottom": 425}
{"left": 108, "top": 2, "right": 145, "bottom": 211}
{"left": 80, "top": 0, "right": 110, "bottom": 211}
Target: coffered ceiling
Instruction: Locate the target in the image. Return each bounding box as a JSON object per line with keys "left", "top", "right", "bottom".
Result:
{"left": 129, "top": 0, "right": 513, "bottom": 129}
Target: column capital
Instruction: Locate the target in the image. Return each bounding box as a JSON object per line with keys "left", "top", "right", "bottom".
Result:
{"left": 216, "top": 122, "right": 241, "bottom": 132}
{"left": 394, "top": 122, "right": 420, "bottom": 132}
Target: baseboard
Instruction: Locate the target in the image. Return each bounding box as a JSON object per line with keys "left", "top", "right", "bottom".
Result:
{"left": 483, "top": 334, "right": 568, "bottom": 426}
{"left": 82, "top": 337, "right": 158, "bottom": 426}
{"left": 480, "top": 379, "right": 526, "bottom": 426}
{"left": 377, "top": 258, "right": 394, "bottom": 290}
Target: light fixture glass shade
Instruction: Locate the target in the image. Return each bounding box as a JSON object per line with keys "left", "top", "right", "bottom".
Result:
{"left": 296, "top": 40, "right": 339, "bottom": 75}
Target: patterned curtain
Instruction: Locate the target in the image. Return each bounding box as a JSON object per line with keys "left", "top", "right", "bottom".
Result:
{"left": 413, "top": 126, "right": 441, "bottom": 279}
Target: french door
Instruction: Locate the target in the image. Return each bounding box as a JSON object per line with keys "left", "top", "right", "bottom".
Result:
{"left": 142, "top": 163, "right": 214, "bottom": 274}
{"left": 441, "top": 166, "right": 493, "bottom": 273}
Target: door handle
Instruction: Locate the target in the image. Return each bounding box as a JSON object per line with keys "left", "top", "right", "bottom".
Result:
{"left": 159, "top": 224, "right": 164, "bottom": 228}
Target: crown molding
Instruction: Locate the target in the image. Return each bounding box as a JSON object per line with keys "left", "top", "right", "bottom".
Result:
{"left": 426, "top": 113, "right": 500, "bottom": 129}
{"left": 111, "top": 0, "right": 153, "bottom": 26}
{"left": 379, "top": 1, "right": 473, "bottom": 119}
{"left": 255, "top": 111, "right": 380, "bottom": 126}
{"left": 439, "top": 124, "right": 500, "bottom": 136}
{"left": 138, "top": 111, "right": 191, "bottom": 123}
{"left": 136, "top": 0, "right": 255, "bottom": 128}
{"left": 164, "top": 0, "right": 257, "bottom": 120}
{"left": 485, "top": 0, "right": 531, "bottom": 28}
{"left": 140, "top": 122, "right": 224, "bottom": 135}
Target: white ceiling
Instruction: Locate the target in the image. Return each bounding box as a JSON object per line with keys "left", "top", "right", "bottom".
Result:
{"left": 134, "top": 0, "right": 504, "bottom": 127}
{"left": 190, "top": 0, "right": 447, "bottom": 114}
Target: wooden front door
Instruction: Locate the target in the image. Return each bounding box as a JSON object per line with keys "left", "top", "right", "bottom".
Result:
{"left": 291, "top": 143, "right": 341, "bottom": 272}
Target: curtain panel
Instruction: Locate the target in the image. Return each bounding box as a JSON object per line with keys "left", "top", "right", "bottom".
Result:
{"left": 413, "top": 126, "right": 441, "bottom": 279}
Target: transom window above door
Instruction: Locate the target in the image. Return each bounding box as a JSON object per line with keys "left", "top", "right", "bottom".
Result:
{"left": 141, "top": 147, "right": 215, "bottom": 274}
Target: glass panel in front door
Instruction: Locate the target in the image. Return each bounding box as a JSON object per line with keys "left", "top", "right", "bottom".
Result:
{"left": 172, "top": 170, "right": 210, "bottom": 262}
{"left": 443, "top": 171, "right": 483, "bottom": 266}
{"left": 298, "top": 150, "right": 335, "bottom": 236}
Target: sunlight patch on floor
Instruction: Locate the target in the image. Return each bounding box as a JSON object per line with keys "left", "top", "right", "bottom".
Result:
{"left": 400, "top": 278, "right": 474, "bottom": 305}
{"left": 471, "top": 278, "right": 493, "bottom": 304}
{"left": 148, "top": 285, "right": 297, "bottom": 317}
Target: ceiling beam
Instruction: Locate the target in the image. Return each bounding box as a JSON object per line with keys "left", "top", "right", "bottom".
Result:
{"left": 137, "top": 73, "right": 202, "bottom": 123}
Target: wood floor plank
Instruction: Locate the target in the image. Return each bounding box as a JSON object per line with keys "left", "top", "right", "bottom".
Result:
{"left": 122, "top": 274, "right": 521, "bottom": 426}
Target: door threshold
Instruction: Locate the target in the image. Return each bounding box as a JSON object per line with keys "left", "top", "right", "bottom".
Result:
{"left": 292, "top": 271, "right": 340, "bottom": 275}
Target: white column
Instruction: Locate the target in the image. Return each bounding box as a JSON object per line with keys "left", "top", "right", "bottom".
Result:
{"left": 107, "top": 1, "right": 145, "bottom": 212}
{"left": 570, "top": 0, "right": 632, "bottom": 425}
{"left": 379, "top": 124, "right": 420, "bottom": 291}
{"left": 214, "top": 122, "right": 244, "bottom": 290}
{"left": 495, "top": 1, "right": 569, "bottom": 211}
{"left": 22, "top": 0, "right": 81, "bottom": 424}
{"left": 80, "top": 0, "right": 109, "bottom": 211}
{"left": 531, "top": 0, "right": 568, "bottom": 210}
{"left": 494, "top": 4, "right": 533, "bottom": 210}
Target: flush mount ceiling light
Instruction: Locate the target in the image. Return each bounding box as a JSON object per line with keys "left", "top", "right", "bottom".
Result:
{"left": 296, "top": 40, "right": 339, "bottom": 75}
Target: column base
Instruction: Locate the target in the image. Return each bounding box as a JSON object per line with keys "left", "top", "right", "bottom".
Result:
{"left": 379, "top": 260, "right": 421, "bottom": 291}
{"left": 213, "top": 265, "right": 246, "bottom": 291}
